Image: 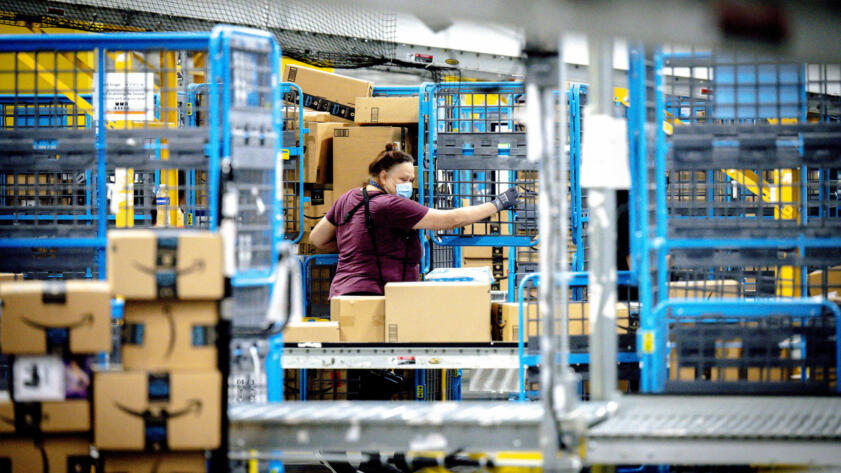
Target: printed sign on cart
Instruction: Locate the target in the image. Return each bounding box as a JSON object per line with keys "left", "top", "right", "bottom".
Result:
{"left": 93, "top": 72, "right": 156, "bottom": 122}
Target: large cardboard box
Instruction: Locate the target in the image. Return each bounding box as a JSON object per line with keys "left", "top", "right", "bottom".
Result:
{"left": 355, "top": 97, "right": 419, "bottom": 125}
{"left": 104, "top": 452, "right": 207, "bottom": 473}
{"left": 122, "top": 301, "right": 218, "bottom": 371}
{"left": 493, "top": 302, "right": 632, "bottom": 342}
{"left": 331, "top": 296, "right": 385, "bottom": 342}
{"left": 0, "top": 280, "right": 111, "bottom": 355}
{"left": 303, "top": 121, "right": 347, "bottom": 184}
{"left": 808, "top": 266, "right": 841, "bottom": 299}
{"left": 303, "top": 189, "right": 335, "bottom": 232}
{"left": 283, "top": 65, "right": 374, "bottom": 120}
{"left": 108, "top": 230, "right": 224, "bottom": 300}
{"left": 283, "top": 321, "right": 340, "bottom": 343}
{"left": 0, "top": 400, "right": 90, "bottom": 433}
{"left": 0, "top": 436, "right": 93, "bottom": 473}
{"left": 385, "top": 282, "right": 491, "bottom": 343}
{"left": 668, "top": 279, "right": 741, "bottom": 299}
{"left": 333, "top": 126, "right": 407, "bottom": 196}
{"left": 94, "top": 370, "right": 221, "bottom": 451}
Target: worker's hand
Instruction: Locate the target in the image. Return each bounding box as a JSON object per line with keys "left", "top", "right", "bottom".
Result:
{"left": 491, "top": 187, "right": 520, "bottom": 211}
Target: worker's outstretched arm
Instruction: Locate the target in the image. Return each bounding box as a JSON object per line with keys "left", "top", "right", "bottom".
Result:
{"left": 413, "top": 187, "right": 520, "bottom": 231}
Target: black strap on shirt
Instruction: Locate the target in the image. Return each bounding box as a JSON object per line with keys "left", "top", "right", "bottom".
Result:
{"left": 337, "top": 188, "right": 417, "bottom": 288}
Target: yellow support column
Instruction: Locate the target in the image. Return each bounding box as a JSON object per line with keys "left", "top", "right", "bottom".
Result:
{"left": 160, "top": 51, "right": 180, "bottom": 227}
{"left": 774, "top": 168, "right": 801, "bottom": 296}
{"left": 113, "top": 53, "right": 135, "bottom": 227}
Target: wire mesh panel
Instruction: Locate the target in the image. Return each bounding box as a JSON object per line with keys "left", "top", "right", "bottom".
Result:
{"left": 0, "top": 33, "right": 220, "bottom": 279}
{"left": 212, "top": 29, "right": 283, "bottom": 330}
{"left": 280, "top": 83, "right": 304, "bottom": 242}
{"left": 632, "top": 44, "right": 841, "bottom": 393}
{"left": 304, "top": 254, "right": 338, "bottom": 319}
{"left": 430, "top": 82, "right": 537, "bottom": 247}
{"left": 666, "top": 309, "right": 838, "bottom": 394}
{"left": 519, "top": 274, "right": 640, "bottom": 356}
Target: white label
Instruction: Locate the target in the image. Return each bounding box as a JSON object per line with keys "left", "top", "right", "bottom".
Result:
{"left": 580, "top": 113, "right": 631, "bottom": 189}
{"left": 13, "top": 355, "right": 66, "bottom": 401}
{"left": 93, "top": 72, "right": 156, "bottom": 122}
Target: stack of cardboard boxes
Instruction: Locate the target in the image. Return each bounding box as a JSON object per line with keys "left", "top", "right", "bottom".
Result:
{"left": 0, "top": 280, "right": 111, "bottom": 473}
{"left": 286, "top": 281, "right": 492, "bottom": 343}
{"left": 283, "top": 65, "right": 420, "bottom": 255}
{"left": 96, "top": 230, "right": 224, "bottom": 471}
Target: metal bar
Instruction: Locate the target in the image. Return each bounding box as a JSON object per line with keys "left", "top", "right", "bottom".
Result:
{"left": 587, "top": 35, "right": 618, "bottom": 401}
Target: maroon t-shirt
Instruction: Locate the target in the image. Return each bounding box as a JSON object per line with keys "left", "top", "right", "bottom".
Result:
{"left": 326, "top": 188, "right": 429, "bottom": 298}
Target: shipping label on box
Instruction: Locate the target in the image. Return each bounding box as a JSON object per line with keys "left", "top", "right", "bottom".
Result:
{"left": 104, "top": 452, "right": 207, "bottom": 473}
{"left": 122, "top": 301, "right": 218, "bottom": 371}
{"left": 0, "top": 436, "right": 94, "bottom": 473}
{"left": 331, "top": 296, "right": 385, "bottom": 342}
{"left": 13, "top": 355, "right": 65, "bottom": 402}
{"left": 385, "top": 282, "right": 491, "bottom": 343}
{"left": 0, "top": 280, "right": 111, "bottom": 355}
{"left": 107, "top": 230, "right": 224, "bottom": 300}
{"left": 94, "top": 370, "right": 221, "bottom": 451}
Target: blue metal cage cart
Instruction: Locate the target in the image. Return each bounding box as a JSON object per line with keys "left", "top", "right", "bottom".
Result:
{"left": 0, "top": 27, "right": 284, "bottom": 289}
{"left": 629, "top": 44, "right": 841, "bottom": 394}
{"left": 516, "top": 271, "right": 640, "bottom": 401}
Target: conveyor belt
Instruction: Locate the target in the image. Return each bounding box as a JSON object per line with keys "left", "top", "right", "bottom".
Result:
{"left": 586, "top": 395, "right": 841, "bottom": 465}
{"left": 229, "top": 401, "right": 548, "bottom": 452}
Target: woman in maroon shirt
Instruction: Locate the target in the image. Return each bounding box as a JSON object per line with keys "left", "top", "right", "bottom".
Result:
{"left": 310, "top": 143, "right": 519, "bottom": 298}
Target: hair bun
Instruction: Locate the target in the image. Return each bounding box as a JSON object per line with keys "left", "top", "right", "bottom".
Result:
{"left": 384, "top": 142, "right": 395, "bottom": 152}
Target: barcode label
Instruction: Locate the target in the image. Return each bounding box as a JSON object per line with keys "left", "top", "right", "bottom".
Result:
{"left": 388, "top": 324, "right": 398, "bottom": 342}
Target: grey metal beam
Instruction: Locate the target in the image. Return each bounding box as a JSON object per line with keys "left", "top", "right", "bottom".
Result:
{"left": 280, "top": 344, "right": 519, "bottom": 369}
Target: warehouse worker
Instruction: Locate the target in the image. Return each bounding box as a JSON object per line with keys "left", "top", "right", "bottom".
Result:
{"left": 310, "top": 143, "right": 519, "bottom": 298}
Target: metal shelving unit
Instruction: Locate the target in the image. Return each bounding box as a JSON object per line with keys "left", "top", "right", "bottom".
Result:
{"left": 281, "top": 343, "right": 519, "bottom": 369}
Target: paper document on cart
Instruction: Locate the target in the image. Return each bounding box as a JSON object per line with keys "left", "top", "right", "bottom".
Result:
{"left": 580, "top": 113, "right": 631, "bottom": 189}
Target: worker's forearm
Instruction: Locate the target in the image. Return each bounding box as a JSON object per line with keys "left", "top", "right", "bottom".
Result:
{"left": 450, "top": 203, "right": 497, "bottom": 228}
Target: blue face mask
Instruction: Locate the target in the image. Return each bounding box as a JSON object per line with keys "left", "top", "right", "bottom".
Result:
{"left": 395, "top": 182, "right": 413, "bottom": 199}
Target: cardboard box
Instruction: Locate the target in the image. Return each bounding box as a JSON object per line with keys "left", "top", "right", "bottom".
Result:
{"left": 0, "top": 273, "right": 23, "bottom": 282}
{"left": 104, "top": 452, "right": 207, "bottom": 473}
{"left": 303, "top": 121, "right": 347, "bottom": 184}
{"left": 495, "top": 302, "right": 539, "bottom": 342}
{"left": 462, "top": 246, "right": 506, "bottom": 259}
{"left": 122, "top": 301, "right": 218, "bottom": 371}
{"left": 0, "top": 280, "right": 111, "bottom": 355}
{"left": 94, "top": 370, "right": 221, "bottom": 451}
{"left": 331, "top": 296, "right": 385, "bottom": 342}
{"left": 808, "top": 266, "right": 841, "bottom": 299}
{"left": 332, "top": 126, "right": 406, "bottom": 196}
{"left": 355, "top": 97, "right": 419, "bottom": 125}
{"left": 668, "top": 279, "right": 741, "bottom": 299}
{"left": 0, "top": 436, "right": 93, "bottom": 473}
{"left": 0, "top": 400, "right": 90, "bottom": 433}
{"left": 303, "top": 189, "right": 335, "bottom": 232}
{"left": 108, "top": 230, "right": 224, "bottom": 300}
{"left": 385, "top": 282, "right": 491, "bottom": 343}
{"left": 283, "top": 321, "right": 340, "bottom": 343}
{"left": 492, "top": 302, "right": 632, "bottom": 341}
{"left": 283, "top": 65, "right": 373, "bottom": 120}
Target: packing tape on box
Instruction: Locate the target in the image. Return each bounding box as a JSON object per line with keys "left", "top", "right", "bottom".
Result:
{"left": 283, "top": 90, "right": 356, "bottom": 121}
{"left": 111, "top": 373, "right": 203, "bottom": 452}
